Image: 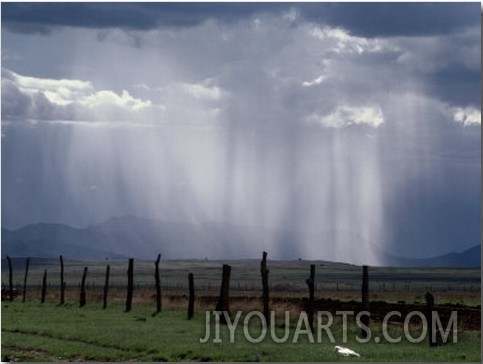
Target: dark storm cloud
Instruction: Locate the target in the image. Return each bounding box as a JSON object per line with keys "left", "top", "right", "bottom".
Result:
{"left": 2, "top": 2, "right": 479, "bottom": 37}
{"left": 1, "top": 2, "right": 274, "bottom": 34}
{"left": 300, "top": 2, "right": 480, "bottom": 37}
{"left": 427, "top": 67, "right": 481, "bottom": 106}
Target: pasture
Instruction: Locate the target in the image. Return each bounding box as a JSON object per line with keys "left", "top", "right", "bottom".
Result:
{"left": 1, "top": 258, "right": 481, "bottom": 361}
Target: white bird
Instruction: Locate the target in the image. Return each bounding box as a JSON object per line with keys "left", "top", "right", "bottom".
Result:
{"left": 334, "top": 345, "right": 361, "bottom": 357}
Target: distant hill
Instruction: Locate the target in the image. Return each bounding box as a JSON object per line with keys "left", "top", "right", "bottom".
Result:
{"left": 1, "top": 216, "right": 288, "bottom": 260}
{"left": 380, "top": 244, "right": 481, "bottom": 268}
{"left": 1, "top": 216, "right": 480, "bottom": 267}
{"left": 1, "top": 224, "right": 126, "bottom": 259}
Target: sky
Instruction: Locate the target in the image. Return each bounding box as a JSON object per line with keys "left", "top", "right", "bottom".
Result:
{"left": 1, "top": 2, "right": 481, "bottom": 263}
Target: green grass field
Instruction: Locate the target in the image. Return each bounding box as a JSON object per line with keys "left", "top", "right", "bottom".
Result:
{"left": 1, "top": 259, "right": 480, "bottom": 361}
{"left": 2, "top": 301, "right": 480, "bottom": 362}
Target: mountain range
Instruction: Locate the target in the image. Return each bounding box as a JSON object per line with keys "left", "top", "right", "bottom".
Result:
{"left": 1, "top": 215, "right": 480, "bottom": 267}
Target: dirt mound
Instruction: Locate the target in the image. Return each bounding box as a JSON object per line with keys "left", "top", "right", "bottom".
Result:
{"left": 196, "top": 295, "right": 480, "bottom": 331}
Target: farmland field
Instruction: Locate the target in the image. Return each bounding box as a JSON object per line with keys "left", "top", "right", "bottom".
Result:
{"left": 1, "top": 258, "right": 481, "bottom": 361}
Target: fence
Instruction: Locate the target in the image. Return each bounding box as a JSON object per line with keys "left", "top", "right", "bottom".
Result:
{"left": 2, "top": 256, "right": 481, "bottom": 295}
{"left": 3, "top": 253, "right": 475, "bottom": 347}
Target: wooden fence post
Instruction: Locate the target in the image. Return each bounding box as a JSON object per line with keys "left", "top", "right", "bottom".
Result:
{"left": 103, "top": 264, "right": 110, "bottom": 309}
{"left": 22, "top": 258, "right": 30, "bottom": 302}
{"left": 154, "top": 254, "right": 162, "bottom": 314}
{"left": 6, "top": 255, "right": 13, "bottom": 302}
{"left": 425, "top": 291, "right": 437, "bottom": 346}
{"left": 216, "top": 264, "right": 231, "bottom": 324}
{"left": 188, "top": 273, "right": 195, "bottom": 319}
{"left": 361, "top": 265, "right": 370, "bottom": 338}
{"left": 59, "top": 255, "right": 65, "bottom": 305}
{"left": 79, "top": 267, "right": 88, "bottom": 307}
{"left": 125, "top": 258, "right": 134, "bottom": 312}
{"left": 260, "top": 251, "right": 270, "bottom": 325}
{"left": 41, "top": 269, "right": 47, "bottom": 304}
{"left": 305, "top": 264, "right": 316, "bottom": 330}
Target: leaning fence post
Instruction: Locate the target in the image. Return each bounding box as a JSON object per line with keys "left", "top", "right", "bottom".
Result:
{"left": 22, "top": 258, "right": 30, "bottom": 302}
{"left": 361, "top": 265, "right": 370, "bottom": 338}
{"left": 6, "top": 255, "right": 13, "bottom": 302}
{"left": 216, "top": 264, "right": 231, "bottom": 324}
{"left": 41, "top": 269, "right": 47, "bottom": 303}
{"left": 260, "top": 251, "right": 270, "bottom": 326}
{"left": 425, "top": 291, "right": 437, "bottom": 346}
{"left": 103, "top": 264, "right": 110, "bottom": 309}
{"left": 305, "top": 264, "right": 316, "bottom": 330}
{"left": 154, "top": 254, "right": 162, "bottom": 314}
{"left": 188, "top": 272, "right": 195, "bottom": 319}
{"left": 59, "top": 255, "right": 65, "bottom": 305}
{"left": 125, "top": 258, "right": 134, "bottom": 312}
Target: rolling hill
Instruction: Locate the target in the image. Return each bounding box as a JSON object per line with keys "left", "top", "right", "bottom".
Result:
{"left": 2, "top": 215, "right": 480, "bottom": 267}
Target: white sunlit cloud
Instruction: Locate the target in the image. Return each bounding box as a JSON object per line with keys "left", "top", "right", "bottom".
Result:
{"left": 1, "top": 68, "right": 153, "bottom": 123}
{"left": 306, "top": 105, "right": 385, "bottom": 129}
{"left": 180, "top": 82, "right": 222, "bottom": 101}
{"left": 132, "top": 79, "right": 222, "bottom": 101}
{"left": 309, "top": 26, "right": 385, "bottom": 54}
{"left": 80, "top": 90, "right": 151, "bottom": 111}
{"left": 451, "top": 106, "right": 481, "bottom": 126}
{"left": 302, "top": 75, "right": 325, "bottom": 87}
